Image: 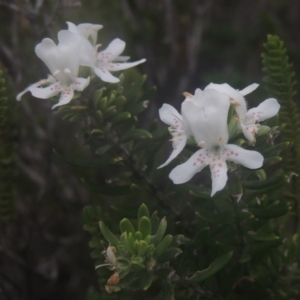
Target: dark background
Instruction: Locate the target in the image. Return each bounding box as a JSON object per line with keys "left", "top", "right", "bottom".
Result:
{"left": 0, "top": 0, "right": 300, "bottom": 299}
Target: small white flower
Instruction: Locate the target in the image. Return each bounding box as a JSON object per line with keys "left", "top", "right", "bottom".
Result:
{"left": 205, "top": 83, "right": 280, "bottom": 144}
{"left": 158, "top": 103, "right": 191, "bottom": 169}
{"left": 65, "top": 22, "right": 146, "bottom": 83}
{"left": 17, "top": 30, "right": 90, "bottom": 109}
{"left": 94, "top": 38, "right": 146, "bottom": 83}
{"left": 169, "top": 88, "right": 264, "bottom": 196}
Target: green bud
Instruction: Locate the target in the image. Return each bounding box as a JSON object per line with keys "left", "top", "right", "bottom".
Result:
{"left": 134, "top": 231, "right": 143, "bottom": 241}
{"left": 120, "top": 218, "right": 135, "bottom": 235}
{"left": 138, "top": 203, "right": 150, "bottom": 221}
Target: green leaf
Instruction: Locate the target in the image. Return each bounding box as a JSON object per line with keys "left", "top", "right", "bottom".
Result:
{"left": 134, "top": 231, "right": 143, "bottom": 241}
{"left": 154, "top": 235, "right": 173, "bottom": 257}
{"left": 93, "top": 87, "right": 106, "bottom": 105}
{"left": 139, "top": 86, "right": 156, "bottom": 103}
{"left": 120, "top": 129, "right": 152, "bottom": 142}
{"left": 242, "top": 173, "right": 286, "bottom": 190}
{"left": 139, "top": 216, "right": 151, "bottom": 238}
{"left": 171, "top": 235, "right": 191, "bottom": 247}
{"left": 125, "top": 75, "right": 147, "bottom": 102}
{"left": 249, "top": 203, "right": 290, "bottom": 219}
{"left": 150, "top": 211, "right": 160, "bottom": 234}
{"left": 127, "top": 100, "right": 149, "bottom": 115}
{"left": 185, "top": 251, "right": 233, "bottom": 283}
{"left": 263, "top": 156, "right": 282, "bottom": 167}
{"left": 88, "top": 237, "right": 103, "bottom": 248}
{"left": 91, "top": 249, "right": 102, "bottom": 259}
{"left": 138, "top": 203, "right": 150, "bottom": 221}
{"left": 119, "top": 218, "right": 135, "bottom": 235}
{"left": 127, "top": 232, "right": 137, "bottom": 254}
{"left": 151, "top": 217, "right": 167, "bottom": 246}
{"left": 261, "top": 141, "right": 290, "bottom": 156}
{"left": 250, "top": 239, "right": 282, "bottom": 256}
{"left": 248, "top": 231, "right": 279, "bottom": 241}
{"left": 137, "top": 240, "right": 148, "bottom": 257}
{"left": 110, "top": 112, "right": 131, "bottom": 123}
{"left": 99, "top": 221, "right": 119, "bottom": 247}
{"left": 141, "top": 272, "right": 153, "bottom": 290}
{"left": 157, "top": 247, "right": 182, "bottom": 263}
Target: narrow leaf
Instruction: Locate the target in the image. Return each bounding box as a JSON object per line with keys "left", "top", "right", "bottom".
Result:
{"left": 99, "top": 221, "right": 119, "bottom": 247}
{"left": 186, "top": 251, "right": 233, "bottom": 283}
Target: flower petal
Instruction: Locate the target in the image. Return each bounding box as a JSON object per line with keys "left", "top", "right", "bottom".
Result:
{"left": 159, "top": 104, "right": 183, "bottom": 127}
{"left": 72, "top": 77, "right": 90, "bottom": 91}
{"left": 94, "top": 67, "right": 120, "bottom": 83}
{"left": 77, "top": 23, "right": 103, "bottom": 45}
{"left": 169, "top": 149, "right": 209, "bottom": 184}
{"left": 210, "top": 157, "right": 228, "bottom": 196}
{"left": 205, "top": 83, "right": 247, "bottom": 121}
{"left": 105, "top": 59, "right": 146, "bottom": 71}
{"left": 114, "top": 56, "right": 130, "bottom": 62}
{"left": 57, "top": 30, "right": 81, "bottom": 76}
{"left": 16, "top": 77, "right": 51, "bottom": 101}
{"left": 158, "top": 134, "right": 187, "bottom": 169}
{"left": 241, "top": 124, "right": 258, "bottom": 144}
{"left": 245, "top": 98, "right": 280, "bottom": 123}
{"left": 225, "top": 144, "right": 263, "bottom": 169}
{"left": 97, "top": 38, "right": 126, "bottom": 62}
{"left": 182, "top": 89, "right": 230, "bottom": 146}
{"left": 29, "top": 81, "right": 63, "bottom": 99}
{"left": 52, "top": 87, "right": 74, "bottom": 109}
{"left": 35, "top": 38, "right": 60, "bottom": 75}
{"left": 239, "top": 83, "right": 259, "bottom": 96}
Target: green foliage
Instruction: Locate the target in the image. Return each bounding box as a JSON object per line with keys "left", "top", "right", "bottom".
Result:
{"left": 0, "top": 69, "right": 16, "bottom": 222}
{"left": 262, "top": 35, "right": 300, "bottom": 179}
{"left": 83, "top": 203, "right": 185, "bottom": 294}
{"left": 55, "top": 73, "right": 166, "bottom": 204}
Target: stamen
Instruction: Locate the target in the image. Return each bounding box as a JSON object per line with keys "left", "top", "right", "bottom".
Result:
{"left": 53, "top": 70, "right": 60, "bottom": 76}
{"left": 198, "top": 141, "right": 205, "bottom": 147}
{"left": 95, "top": 263, "right": 114, "bottom": 270}
{"left": 230, "top": 98, "right": 240, "bottom": 106}
{"left": 183, "top": 92, "right": 193, "bottom": 98}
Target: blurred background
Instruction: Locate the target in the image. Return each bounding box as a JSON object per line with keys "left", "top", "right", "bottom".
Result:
{"left": 0, "top": 0, "right": 300, "bottom": 299}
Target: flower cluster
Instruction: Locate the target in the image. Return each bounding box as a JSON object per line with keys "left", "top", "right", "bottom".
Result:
{"left": 158, "top": 84, "right": 280, "bottom": 196}
{"left": 17, "top": 22, "right": 146, "bottom": 109}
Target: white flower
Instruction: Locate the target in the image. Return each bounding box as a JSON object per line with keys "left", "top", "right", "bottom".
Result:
{"left": 66, "top": 21, "right": 103, "bottom": 46}
{"left": 205, "top": 83, "right": 280, "bottom": 144}
{"left": 169, "top": 88, "right": 264, "bottom": 196}
{"left": 158, "top": 103, "right": 191, "bottom": 169}
{"left": 65, "top": 22, "right": 146, "bottom": 83}
{"left": 17, "top": 30, "right": 90, "bottom": 109}
{"left": 74, "top": 35, "right": 146, "bottom": 83}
